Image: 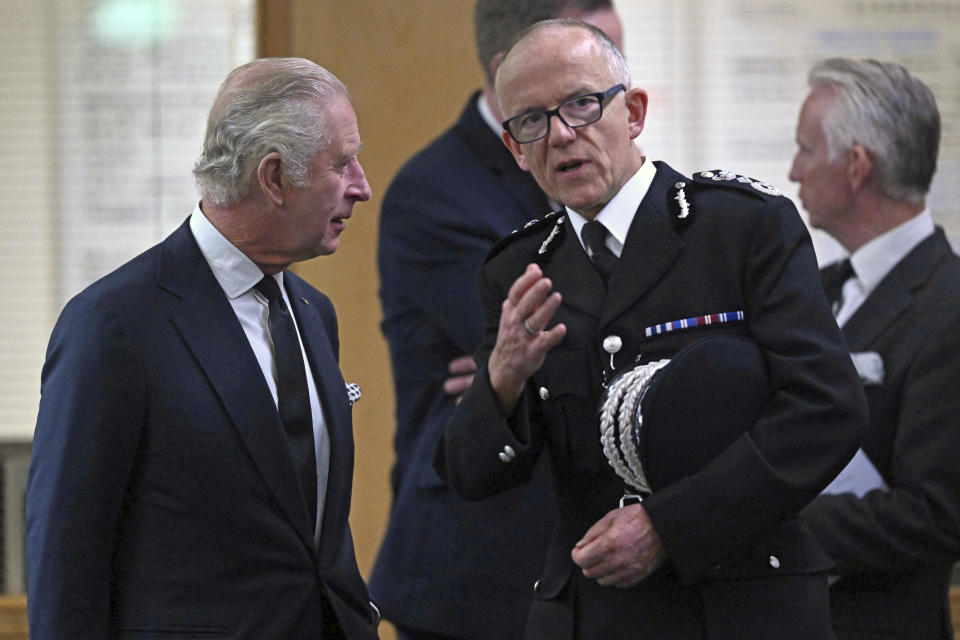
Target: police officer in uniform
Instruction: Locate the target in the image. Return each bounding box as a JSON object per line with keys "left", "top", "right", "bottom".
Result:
{"left": 436, "top": 19, "right": 867, "bottom": 640}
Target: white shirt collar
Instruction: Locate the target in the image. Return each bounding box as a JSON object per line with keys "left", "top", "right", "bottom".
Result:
{"left": 849, "top": 208, "right": 935, "bottom": 294}
{"left": 566, "top": 159, "right": 657, "bottom": 257}
{"left": 189, "top": 203, "right": 276, "bottom": 298}
{"left": 477, "top": 92, "right": 503, "bottom": 139}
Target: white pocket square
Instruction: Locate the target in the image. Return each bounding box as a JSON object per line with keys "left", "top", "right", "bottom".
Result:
{"left": 850, "top": 351, "right": 884, "bottom": 385}
{"left": 345, "top": 382, "right": 362, "bottom": 406}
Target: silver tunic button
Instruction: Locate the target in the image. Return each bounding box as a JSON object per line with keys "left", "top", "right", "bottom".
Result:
{"left": 533, "top": 579, "right": 541, "bottom": 593}
{"left": 498, "top": 452, "right": 511, "bottom": 463}
{"left": 769, "top": 555, "right": 780, "bottom": 569}
{"left": 603, "top": 335, "right": 623, "bottom": 370}
{"left": 602, "top": 335, "right": 622, "bottom": 354}
{"left": 539, "top": 386, "right": 550, "bottom": 400}
{"left": 503, "top": 445, "right": 516, "bottom": 459}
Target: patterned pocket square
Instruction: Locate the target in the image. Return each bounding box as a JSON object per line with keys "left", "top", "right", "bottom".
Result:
{"left": 850, "top": 351, "right": 884, "bottom": 385}
{"left": 345, "top": 382, "right": 362, "bottom": 406}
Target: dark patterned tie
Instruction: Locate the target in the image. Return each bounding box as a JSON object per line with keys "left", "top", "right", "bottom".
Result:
{"left": 255, "top": 276, "right": 317, "bottom": 526}
{"left": 582, "top": 220, "right": 618, "bottom": 285}
{"left": 824, "top": 259, "right": 855, "bottom": 317}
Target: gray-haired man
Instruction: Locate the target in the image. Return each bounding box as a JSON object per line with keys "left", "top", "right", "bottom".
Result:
{"left": 791, "top": 57, "right": 960, "bottom": 640}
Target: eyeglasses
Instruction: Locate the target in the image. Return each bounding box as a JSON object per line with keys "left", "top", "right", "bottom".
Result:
{"left": 502, "top": 84, "right": 626, "bottom": 144}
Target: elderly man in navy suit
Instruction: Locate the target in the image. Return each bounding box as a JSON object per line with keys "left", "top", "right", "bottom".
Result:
{"left": 791, "top": 58, "right": 960, "bottom": 640}
{"left": 26, "top": 57, "right": 379, "bottom": 640}
{"left": 372, "top": 2, "right": 621, "bottom": 639}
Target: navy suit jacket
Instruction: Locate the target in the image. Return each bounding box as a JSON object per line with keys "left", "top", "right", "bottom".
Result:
{"left": 371, "top": 93, "right": 556, "bottom": 638}
{"left": 26, "top": 219, "right": 379, "bottom": 640}
{"left": 438, "top": 163, "right": 867, "bottom": 640}
{"left": 804, "top": 229, "right": 960, "bottom": 640}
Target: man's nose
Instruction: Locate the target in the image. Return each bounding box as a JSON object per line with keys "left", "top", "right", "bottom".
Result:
{"left": 348, "top": 159, "right": 372, "bottom": 201}
{"left": 546, "top": 114, "right": 577, "bottom": 145}
{"left": 788, "top": 156, "right": 802, "bottom": 183}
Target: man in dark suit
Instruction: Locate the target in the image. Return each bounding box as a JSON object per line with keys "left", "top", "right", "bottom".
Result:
{"left": 790, "top": 58, "right": 960, "bottom": 640}
{"left": 372, "top": 2, "right": 620, "bottom": 639}
{"left": 26, "top": 58, "right": 380, "bottom": 640}
{"left": 436, "top": 20, "right": 867, "bottom": 639}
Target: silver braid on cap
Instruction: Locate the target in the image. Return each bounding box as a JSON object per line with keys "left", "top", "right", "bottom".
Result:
{"left": 598, "top": 359, "right": 670, "bottom": 493}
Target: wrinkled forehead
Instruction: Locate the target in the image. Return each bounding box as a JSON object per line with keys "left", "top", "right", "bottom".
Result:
{"left": 496, "top": 26, "right": 613, "bottom": 116}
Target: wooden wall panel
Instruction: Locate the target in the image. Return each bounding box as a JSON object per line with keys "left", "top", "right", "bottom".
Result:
{"left": 258, "top": 3, "right": 483, "bottom": 635}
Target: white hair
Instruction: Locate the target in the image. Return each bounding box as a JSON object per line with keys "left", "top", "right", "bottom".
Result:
{"left": 193, "top": 57, "right": 349, "bottom": 206}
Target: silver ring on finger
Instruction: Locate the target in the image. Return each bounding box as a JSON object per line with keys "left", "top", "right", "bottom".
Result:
{"left": 523, "top": 318, "right": 538, "bottom": 336}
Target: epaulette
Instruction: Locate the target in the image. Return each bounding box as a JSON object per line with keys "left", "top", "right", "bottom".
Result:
{"left": 692, "top": 169, "right": 784, "bottom": 198}
{"left": 486, "top": 210, "right": 566, "bottom": 263}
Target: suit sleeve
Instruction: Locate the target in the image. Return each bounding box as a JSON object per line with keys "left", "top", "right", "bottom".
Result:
{"left": 803, "top": 314, "right": 960, "bottom": 574}
{"left": 26, "top": 294, "right": 145, "bottom": 639}
{"left": 379, "top": 159, "right": 520, "bottom": 495}
{"left": 643, "top": 195, "right": 866, "bottom": 581}
{"left": 435, "top": 258, "right": 547, "bottom": 501}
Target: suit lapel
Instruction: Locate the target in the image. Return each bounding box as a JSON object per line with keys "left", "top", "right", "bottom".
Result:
{"left": 159, "top": 223, "right": 317, "bottom": 552}
{"left": 600, "top": 165, "right": 685, "bottom": 328}
{"left": 841, "top": 230, "right": 948, "bottom": 350}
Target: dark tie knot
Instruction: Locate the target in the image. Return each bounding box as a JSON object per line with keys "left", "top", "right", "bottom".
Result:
{"left": 837, "top": 258, "right": 855, "bottom": 283}
{"left": 255, "top": 275, "right": 283, "bottom": 302}
{"left": 582, "top": 220, "right": 611, "bottom": 256}
{"left": 582, "top": 220, "right": 618, "bottom": 285}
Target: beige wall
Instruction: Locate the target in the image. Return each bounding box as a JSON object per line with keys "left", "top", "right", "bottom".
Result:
{"left": 258, "top": 3, "right": 483, "bottom": 636}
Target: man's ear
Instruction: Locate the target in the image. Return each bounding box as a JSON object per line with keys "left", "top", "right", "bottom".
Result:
{"left": 847, "top": 144, "right": 873, "bottom": 192}
{"left": 502, "top": 130, "right": 529, "bottom": 172}
{"left": 257, "top": 152, "right": 286, "bottom": 206}
{"left": 488, "top": 52, "right": 505, "bottom": 88}
{"left": 625, "top": 88, "right": 649, "bottom": 140}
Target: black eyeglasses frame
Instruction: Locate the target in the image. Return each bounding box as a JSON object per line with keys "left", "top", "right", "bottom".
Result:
{"left": 501, "top": 83, "right": 627, "bottom": 144}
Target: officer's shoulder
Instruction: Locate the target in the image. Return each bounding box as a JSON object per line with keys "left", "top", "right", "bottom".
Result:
{"left": 485, "top": 210, "right": 565, "bottom": 263}
{"left": 690, "top": 169, "right": 785, "bottom": 201}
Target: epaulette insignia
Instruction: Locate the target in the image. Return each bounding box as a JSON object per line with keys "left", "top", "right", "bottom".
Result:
{"left": 695, "top": 169, "right": 783, "bottom": 197}
{"left": 668, "top": 180, "right": 693, "bottom": 226}
{"left": 488, "top": 210, "right": 563, "bottom": 263}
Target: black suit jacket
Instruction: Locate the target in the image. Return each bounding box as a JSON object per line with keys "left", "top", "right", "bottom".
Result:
{"left": 371, "top": 92, "right": 556, "bottom": 638}
{"left": 26, "top": 220, "right": 379, "bottom": 640}
{"left": 438, "top": 162, "right": 867, "bottom": 640}
{"left": 804, "top": 229, "right": 960, "bottom": 640}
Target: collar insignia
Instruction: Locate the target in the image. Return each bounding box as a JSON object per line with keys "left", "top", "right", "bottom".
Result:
{"left": 538, "top": 216, "right": 565, "bottom": 255}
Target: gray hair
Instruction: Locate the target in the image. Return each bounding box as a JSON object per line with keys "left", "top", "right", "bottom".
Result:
{"left": 809, "top": 57, "right": 940, "bottom": 204}
{"left": 193, "top": 57, "right": 349, "bottom": 206}
{"left": 474, "top": 0, "right": 614, "bottom": 86}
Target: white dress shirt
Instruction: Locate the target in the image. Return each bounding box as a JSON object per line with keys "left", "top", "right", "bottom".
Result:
{"left": 566, "top": 159, "right": 657, "bottom": 258}
{"left": 822, "top": 208, "right": 934, "bottom": 500}
{"left": 835, "top": 208, "right": 935, "bottom": 327}
{"left": 189, "top": 205, "right": 331, "bottom": 538}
